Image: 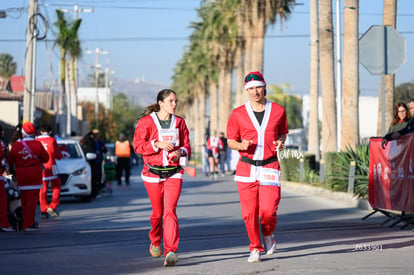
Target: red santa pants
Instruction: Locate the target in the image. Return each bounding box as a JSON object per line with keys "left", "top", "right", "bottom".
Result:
{"left": 20, "top": 189, "right": 40, "bottom": 230}
{"left": 0, "top": 181, "right": 11, "bottom": 228}
{"left": 237, "top": 181, "right": 281, "bottom": 251}
{"left": 144, "top": 177, "right": 182, "bottom": 255}
{"left": 39, "top": 178, "right": 61, "bottom": 212}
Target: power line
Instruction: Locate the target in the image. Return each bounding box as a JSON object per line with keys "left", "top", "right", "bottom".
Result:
{"left": 3, "top": 30, "right": 414, "bottom": 43}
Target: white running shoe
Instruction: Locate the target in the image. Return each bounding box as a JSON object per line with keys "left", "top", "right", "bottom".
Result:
{"left": 247, "top": 248, "right": 261, "bottom": 263}
{"left": 263, "top": 234, "right": 276, "bottom": 255}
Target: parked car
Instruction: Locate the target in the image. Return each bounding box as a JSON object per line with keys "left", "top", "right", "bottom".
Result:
{"left": 51, "top": 139, "right": 93, "bottom": 202}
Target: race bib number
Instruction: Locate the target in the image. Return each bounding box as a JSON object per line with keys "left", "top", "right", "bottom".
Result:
{"left": 159, "top": 129, "right": 179, "bottom": 146}
{"left": 259, "top": 168, "right": 280, "bottom": 186}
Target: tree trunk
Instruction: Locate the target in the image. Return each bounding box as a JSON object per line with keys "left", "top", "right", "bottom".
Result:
{"left": 377, "top": 0, "right": 397, "bottom": 135}
{"left": 220, "top": 66, "right": 232, "bottom": 133}
{"left": 319, "top": 0, "right": 337, "bottom": 153}
{"left": 58, "top": 54, "right": 67, "bottom": 137}
{"left": 69, "top": 57, "right": 79, "bottom": 135}
{"left": 234, "top": 46, "right": 247, "bottom": 107}
{"left": 217, "top": 68, "right": 225, "bottom": 133}
{"left": 251, "top": 19, "right": 265, "bottom": 73}
{"left": 341, "top": 0, "right": 359, "bottom": 150}
{"left": 308, "top": 0, "right": 320, "bottom": 161}
{"left": 209, "top": 81, "right": 218, "bottom": 133}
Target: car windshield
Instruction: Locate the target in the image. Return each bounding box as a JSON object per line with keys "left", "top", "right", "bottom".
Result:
{"left": 61, "top": 143, "right": 83, "bottom": 159}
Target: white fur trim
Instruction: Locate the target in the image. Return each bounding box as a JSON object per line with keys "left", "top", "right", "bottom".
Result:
{"left": 245, "top": 80, "right": 266, "bottom": 90}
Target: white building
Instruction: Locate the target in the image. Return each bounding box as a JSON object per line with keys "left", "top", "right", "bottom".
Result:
{"left": 301, "top": 95, "right": 379, "bottom": 141}
{"left": 77, "top": 87, "right": 112, "bottom": 110}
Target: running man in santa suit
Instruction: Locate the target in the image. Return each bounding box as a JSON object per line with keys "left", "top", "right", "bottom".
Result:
{"left": 133, "top": 89, "right": 191, "bottom": 267}
{"left": 8, "top": 122, "right": 49, "bottom": 231}
{"left": 226, "top": 71, "right": 289, "bottom": 263}
{"left": 37, "top": 124, "right": 63, "bottom": 218}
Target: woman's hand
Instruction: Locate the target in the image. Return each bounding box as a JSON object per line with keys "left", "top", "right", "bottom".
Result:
{"left": 155, "top": 141, "right": 174, "bottom": 151}
{"left": 168, "top": 149, "right": 183, "bottom": 162}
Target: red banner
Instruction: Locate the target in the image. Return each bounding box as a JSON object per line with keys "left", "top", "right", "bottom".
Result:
{"left": 369, "top": 134, "right": 414, "bottom": 212}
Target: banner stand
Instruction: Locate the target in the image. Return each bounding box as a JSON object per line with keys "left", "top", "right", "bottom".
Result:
{"left": 366, "top": 134, "right": 414, "bottom": 229}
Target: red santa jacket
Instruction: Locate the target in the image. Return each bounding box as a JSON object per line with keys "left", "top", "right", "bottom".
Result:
{"left": 227, "top": 100, "right": 289, "bottom": 184}
{"left": 133, "top": 113, "right": 191, "bottom": 183}
{"left": 36, "top": 134, "right": 63, "bottom": 180}
{"left": 8, "top": 137, "right": 49, "bottom": 190}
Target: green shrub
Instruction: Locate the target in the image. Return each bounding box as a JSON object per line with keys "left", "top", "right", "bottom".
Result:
{"left": 327, "top": 144, "right": 369, "bottom": 199}
{"left": 280, "top": 156, "right": 300, "bottom": 182}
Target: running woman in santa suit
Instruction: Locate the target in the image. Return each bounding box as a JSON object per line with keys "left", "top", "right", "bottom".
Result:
{"left": 226, "top": 71, "right": 289, "bottom": 263}
{"left": 133, "top": 89, "right": 191, "bottom": 267}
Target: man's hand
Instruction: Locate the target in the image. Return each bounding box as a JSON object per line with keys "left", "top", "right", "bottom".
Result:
{"left": 239, "top": 140, "right": 252, "bottom": 151}
{"left": 274, "top": 140, "right": 285, "bottom": 151}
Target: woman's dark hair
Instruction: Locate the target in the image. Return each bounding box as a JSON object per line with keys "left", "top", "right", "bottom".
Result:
{"left": 392, "top": 102, "right": 411, "bottom": 125}
{"left": 138, "top": 89, "right": 176, "bottom": 119}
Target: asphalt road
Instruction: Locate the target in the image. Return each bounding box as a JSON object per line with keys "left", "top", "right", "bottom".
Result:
{"left": 1, "top": 165, "right": 413, "bottom": 275}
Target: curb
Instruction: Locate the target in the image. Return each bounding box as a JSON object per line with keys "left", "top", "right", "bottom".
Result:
{"left": 282, "top": 181, "right": 371, "bottom": 210}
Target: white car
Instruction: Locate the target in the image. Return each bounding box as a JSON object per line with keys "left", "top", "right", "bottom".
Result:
{"left": 52, "top": 139, "right": 93, "bottom": 202}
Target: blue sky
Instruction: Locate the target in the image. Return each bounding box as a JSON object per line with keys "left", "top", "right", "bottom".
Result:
{"left": 0, "top": 0, "right": 413, "bottom": 97}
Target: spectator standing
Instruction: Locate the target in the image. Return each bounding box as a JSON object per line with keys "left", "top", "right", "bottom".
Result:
{"left": 81, "top": 131, "right": 99, "bottom": 198}
{"left": 219, "top": 131, "right": 228, "bottom": 176}
{"left": 382, "top": 99, "right": 414, "bottom": 147}
{"left": 115, "top": 133, "right": 131, "bottom": 186}
{"left": 133, "top": 89, "right": 191, "bottom": 266}
{"left": 227, "top": 71, "right": 288, "bottom": 262}
{"left": 92, "top": 129, "right": 107, "bottom": 193}
{"left": 8, "top": 122, "right": 49, "bottom": 231}
{"left": 387, "top": 102, "right": 411, "bottom": 134}
{"left": 37, "top": 124, "right": 63, "bottom": 218}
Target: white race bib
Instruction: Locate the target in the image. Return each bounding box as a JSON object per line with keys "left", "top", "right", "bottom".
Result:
{"left": 259, "top": 168, "right": 281, "bottom": 186}
{"left": 159, "top": 129, "right": 179, "bottom": 146}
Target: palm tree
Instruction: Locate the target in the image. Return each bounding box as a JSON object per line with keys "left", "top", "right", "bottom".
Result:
{"left": 55, "top": 10, "right": 70, "bottom": 136}
{"left": 319, "top": 0, "right": 337, "bottom": 153}
{"left": 0, "top": 53, "right": 17, "bottom": 90}
{"left": 55, "top": 10, "right": 82, "bottom": 137}
{"left": 341, "top": 0, "right": 359, "bottom": 150}
{"left": 377, "top": 0, "right": 397, "bottom": 135}
{"left": 244, "top": 0, "right": 294, "bottom": 72}
{"left": 307, "top": 0, "right": 320, "bottom": 161}
{"left": 67, "top": 18, "right": 82, "bottom": 136}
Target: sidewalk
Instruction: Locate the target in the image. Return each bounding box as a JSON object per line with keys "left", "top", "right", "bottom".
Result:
{"left": 282, "top": 180, "right": 371, "bottom": 210}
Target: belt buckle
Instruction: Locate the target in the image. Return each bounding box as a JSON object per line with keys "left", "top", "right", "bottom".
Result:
{"left": 254, "top": 160, "right": 263, "bottom": 166}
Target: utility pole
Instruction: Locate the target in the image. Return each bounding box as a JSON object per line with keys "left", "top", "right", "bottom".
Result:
{"left": 85, "top": 48, "right": 109, "bottom": 123}
{"left": 336, "top": 0, "right": 342, "bottom": 151}
{"left": 23, "top": 0, "right": 38, "bottom": 123}
{"left": 59, "top": 5, "right": 93, "bottom": 136}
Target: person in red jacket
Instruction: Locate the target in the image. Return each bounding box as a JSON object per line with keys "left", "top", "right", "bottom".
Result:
{"left": 227, "top": 71, "right": 288, "bottom": 263}
{"left": 37, "top": 124, "right": 63, "bottom": 218}
{"left": 8, "top": 122, "right": 49, "bottom": 231}
{"left": 133, "top": 89, "right": 191, "bottom": 267}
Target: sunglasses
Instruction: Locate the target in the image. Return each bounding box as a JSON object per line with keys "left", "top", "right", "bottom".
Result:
{"left": 245, "top": 73, "right": 264, "bottom": 82}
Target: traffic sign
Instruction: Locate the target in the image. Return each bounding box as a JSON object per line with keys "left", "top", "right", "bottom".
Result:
{"left": 359, "top": 25, "right": 406, "bottom": 75}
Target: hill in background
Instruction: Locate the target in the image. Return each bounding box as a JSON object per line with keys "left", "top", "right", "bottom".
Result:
{"left": 111, "top": 77, "right": 167, "bottom": 108}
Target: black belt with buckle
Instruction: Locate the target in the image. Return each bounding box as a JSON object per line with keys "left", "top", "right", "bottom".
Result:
{"left": 146, "top": 164, "right": 182, "bottom": 179}
{"left": 240, "top": 155, "right": 278, "bottom": 166}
